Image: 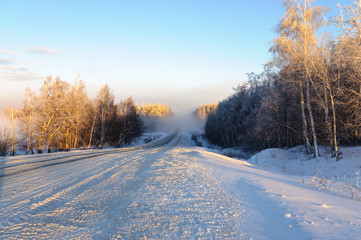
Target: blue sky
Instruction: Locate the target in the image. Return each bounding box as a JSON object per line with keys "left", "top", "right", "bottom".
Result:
{"left": 0, "top": 0, "right": 352, "bottom": 115}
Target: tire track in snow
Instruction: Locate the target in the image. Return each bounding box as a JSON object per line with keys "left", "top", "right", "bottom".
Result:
{"left": 0, "top": 134, "right": 176, "bottom": 208}
{"left": 0, "top": 132, "right": 177, "bottom": 178}
{"left": 1, "top": 146, "right": 166, "bottom": 239}
{"left": 0, "top": 148, "right": 161, "bottom": 234}
{"left": 103, "top": 146, "right": 246, "bottom": 239}
{"left": 1, "top": 133, "right": 246, "bottom": 239}
{"left": 1, "top": 149, "right": 138, "bottom": 211}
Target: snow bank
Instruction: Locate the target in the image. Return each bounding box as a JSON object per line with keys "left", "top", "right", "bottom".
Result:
{"left": 197, "top": 146, "right": 361, "bottom": 240}
{"left": 248, "top": 148, "right": 290, "bottom": 169}
{"left": 247, "top": 146, "right": 361, "bottom": 180}
{"left": 244, "top": 145, "right": 361, "bottom": 201}
{"left": 191, "top": 131, "right": 361, "bottom": 185}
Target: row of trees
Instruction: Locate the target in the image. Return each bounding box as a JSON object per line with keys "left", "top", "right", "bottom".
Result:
{"left": 194, "top": 103, "right": 218, "bottom": 120}
{"left": 139, "top": 103, "right": 174, "bottom": 132}
{"left": 204, "top": 0, "right": 361, "bottom": 159}
{"left": 140, "top": 103, "right": 173, "bottom": 118}
{"left": 4, "top": 77, "right": 146, "bottom": 154}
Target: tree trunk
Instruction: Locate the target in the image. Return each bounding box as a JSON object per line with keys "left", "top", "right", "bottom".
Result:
{"left": 119, "top": 116, "right": 127, "bottom": 146}
{"left": 74, "top": 127, "right": 78, "bottom": 149}
{"left": 330, "top": 94, "right": 340, "bottom": 160}
{"left": 300, "top": 79, "right": 312, "bottom": 154}
{"left": 28, "top": 111, "right": 33, "bottom": 154}
{"left": 88, "top": 114, "right": 96, "bottom": 149}
{"left": 323, "top": 81, "right": 334, "bottom": 156}
{"left": 306, "top": 81, "right": 319, "bottom": 157}
{"left": 100, "top": 108, "right": 105, "bottom": 148}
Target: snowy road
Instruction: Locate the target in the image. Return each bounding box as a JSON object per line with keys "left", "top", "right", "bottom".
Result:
{"left": 1, "top": 133, "right": 361, "bottom": 239}
{"left": 0, "top": 133, "right": 245, "bottom": 239}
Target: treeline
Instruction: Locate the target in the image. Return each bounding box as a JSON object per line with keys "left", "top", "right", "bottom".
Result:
{"left": 140, "top": 103, "right": 174, "bottom": 132}
{"left": 140, "top": 103, "right": 173, "bottom": 118}
{"left": 205, "top": 0, "right": 361, "bottom": 159}
{"left": 3, "top": 76, "right": 144, "bottom": 154}
{"left": 194, "top": 103, "right": 218, "bottom": 120}
{"left": 2, "top": 76, "right": 172, "bottom": 155}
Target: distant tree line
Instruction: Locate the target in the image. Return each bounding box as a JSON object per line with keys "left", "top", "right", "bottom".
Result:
{"left": 205, "top": 0, "right": 361, "bottom": 160}
{"left": 194, "top": 103, "right": 218, "bottom": 120}
{"left": 2, "top": 76, "right": 146, "bottom": 154}
{"left": 139, "top": 103, "right": 174, "bottom": 132}
{"left": 140, "top": 103, "right": 173, "bottom": 118}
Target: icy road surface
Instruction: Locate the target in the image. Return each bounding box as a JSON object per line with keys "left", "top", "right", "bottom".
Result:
{"left": 1, "top": 133, "right": 361, "bottom": 239}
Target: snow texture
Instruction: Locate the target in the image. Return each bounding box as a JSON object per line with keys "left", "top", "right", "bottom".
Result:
{"left": 1, "top": 133, "right": 361, "bottom": 239}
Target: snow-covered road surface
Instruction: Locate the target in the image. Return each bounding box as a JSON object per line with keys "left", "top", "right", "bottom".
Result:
{"left": 1, "top": 133, "right": 361, "bottom": 239}
{"left": 0, "top": 134, "right": 245, "bottom": 239}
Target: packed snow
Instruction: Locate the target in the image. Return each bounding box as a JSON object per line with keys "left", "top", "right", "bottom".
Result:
{"left": 0, "top": 132, "right": 361, "bottom": 239}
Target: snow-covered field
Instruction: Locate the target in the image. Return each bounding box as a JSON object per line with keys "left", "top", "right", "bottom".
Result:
{"left": 1, "top": 132, "right": 361, "bottom": 239}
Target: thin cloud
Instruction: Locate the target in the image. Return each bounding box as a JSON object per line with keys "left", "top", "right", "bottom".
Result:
{"left": 22, "top": 46, "right": 61, "bottom": 55}
{"left": 0, "top": 58, "right": 14, "bottom": 64}
{"left": 0, "top": 65, "right": 28, "bottom": 72}
{"left": 0, "top": 49, "right": 20, "bottom": 55}
{"left": 0, "top": 71, "right": 42, "bottom": 82}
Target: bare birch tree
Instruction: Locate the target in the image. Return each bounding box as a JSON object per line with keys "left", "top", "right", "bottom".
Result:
{"left": 16, "top": 88, "right": 36, "bottom": 154}
{"left": 61, "top": 79, "right": 90, "bottom": 150}
{"left": 94, "top": 84, "right": 115, "bottom": 148}
{"left": 117, "top": 97, "right": 143, "bottom": 145}
{"left": 33, "top": 76, "right": 70, "bottom": 153}
{"left": 271, "top": 0, "right": 328, "bottom": 157}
